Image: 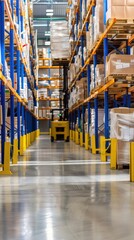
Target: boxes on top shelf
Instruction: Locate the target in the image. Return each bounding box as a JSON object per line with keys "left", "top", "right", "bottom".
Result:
{"left": 50, "top": 21, "right": 70, "bottom": 59}
{"left": 106, "top": 0, "right": 134, "bottom": 21}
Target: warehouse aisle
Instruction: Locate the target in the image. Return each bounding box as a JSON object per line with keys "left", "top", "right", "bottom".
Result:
{"left": 0, "top": 136, "right": 134, "bottom": 240}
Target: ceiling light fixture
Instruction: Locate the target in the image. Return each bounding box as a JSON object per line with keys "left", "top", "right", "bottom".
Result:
{"left": 46, "top": 9, "right": 53, "bottom": 13}
{"left": 46, "top": 12, "right": 53, "bottom": 16}
{"left": 45, "top": 41, "right": 50, "bottom": 46}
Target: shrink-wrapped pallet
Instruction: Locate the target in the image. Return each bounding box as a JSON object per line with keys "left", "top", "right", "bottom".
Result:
{"left": 106, "top": 0, "right": 134, "bottom": 21}
{"left": 50, "top": 21, "right": 69, "bottom": 59}
{"left": 110, "top": 108, "right": 134, "bottom": 141}
{"left": 110, "top": 108, "right": 134, "bottom": 165}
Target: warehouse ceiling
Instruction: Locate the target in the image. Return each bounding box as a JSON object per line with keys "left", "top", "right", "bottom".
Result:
{"left": 33, "top": 0, "right": 68, "bottom": 46}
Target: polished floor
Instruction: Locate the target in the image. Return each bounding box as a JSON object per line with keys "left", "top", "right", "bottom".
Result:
{"left": 0, "top": 135, "right": 134, "bottom": 240}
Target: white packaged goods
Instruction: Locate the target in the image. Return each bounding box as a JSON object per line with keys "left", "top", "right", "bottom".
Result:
{"left": 93, "top": 2, "right": 104, "bottom": 43}
{"left": 34, "top": 107, "right": 38, "bottom": 117}
{"left": 38, "top": 89, "right": 48, "bottom": 98}
{"left": 90, "top": 109, "right": 104, "bottom": 136}
{"left": 117, "top": 141, "right": 130, "bottom": 165}
{"left": 38, "top": 109, "right": 43, "bottom": 118}
{"left": 38, "top": 81, "right": 50, "bottom": 87}
{"left": 106, "top": 0, "right": 134, "bottom": 21}
{"left": 50, "top": 21, "right": 69, "bottom": 59}
{"left": 110, "top": 108, "right": 134, "bottom": 141}
{"left": 5, "top": 60, "right": 11, "bottom": 82}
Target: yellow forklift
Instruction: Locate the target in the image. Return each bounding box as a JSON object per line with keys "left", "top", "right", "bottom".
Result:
{"left": 50, "top": 65, "right": 70, "bottom": 142}
{"left": 51, "top": 109, "right": 69, "bottom": 142}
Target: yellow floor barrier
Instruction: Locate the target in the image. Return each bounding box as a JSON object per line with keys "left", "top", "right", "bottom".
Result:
{"left": 85, "top": 133, "right": 89, "bottom": 150}
{"left": 72, "top": 130, "right": 75, "bottom": 142}
{"left": 80, "top": 132, "right": 83, "bottom": 147}
{"left": 12, "top": 139, "right": 18, "bottom": 164}
{"left": 110, "top": 138, "right": 117, "bottom": 170}
{"left": 91, "top": 135, "right": 96, "bottom": 154}
{"left": 75, "top": 130, "right": 79, "bottom": 145}
{"left": 100, "top": 136, "right": 107, "bottom": 162}
{"left": 23, "top": 135, "right": 26, "bottom": 151}
{"left": 0, "top": 142, "right": 12, "bottom": 175}
{"left": 26, "top": 134, "right": 29, "bottom": 148}
{"left": 20, "top": 136, "right": 24, "bottom": 156}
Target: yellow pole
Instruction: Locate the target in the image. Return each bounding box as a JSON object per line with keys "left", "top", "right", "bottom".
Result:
{"left": 0, "top": 142, "right": 12, "bottom": 175}
{"left": 12, "top": 139, "right": 18, "bottom": 164}
{"left": 70, "top": 130, "right": 72, "bottom": 140}
{"left": 100, "top": 136, "right": 107, "bottom": 162}
{"left": 75, "top": 130, "right": 79, "bottom": 145}
{"left": 111, "top": 138, "right": 117, "bottom": 170}
{"left": 91, "top": 135, "right": 96, "bottom": 154}
{"left": 80, "top": 132, "right": 83, "bottom": 147}
{"left": 130, "top": 142, "right": 134, "bottom": 182}
{"left": 85, "top": 133, "right": 89, "bottom": 150}
{"left": 26, "top": 134, "right": 29, "bottom": 148}
{"left": 20, "top": 136, "right": 24, "bottom": 156}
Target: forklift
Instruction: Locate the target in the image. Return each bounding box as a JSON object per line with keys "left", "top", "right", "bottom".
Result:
{"left": 50, "top": 65, "right": 70, "bottom": 142}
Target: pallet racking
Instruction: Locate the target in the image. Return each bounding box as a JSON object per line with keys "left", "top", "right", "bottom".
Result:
{"left": 0, "top": 0, "right": 39, "bottom": 174}
{"left": 67, "top": 0, "right": 134, "bottom": 181}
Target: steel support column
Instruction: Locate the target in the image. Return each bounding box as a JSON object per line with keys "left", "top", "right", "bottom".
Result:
{"left": 0, "top": 0, "right": 6, "bottom": 163}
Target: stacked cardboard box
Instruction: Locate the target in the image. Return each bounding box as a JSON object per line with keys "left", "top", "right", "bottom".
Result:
{"left": 69, "top": 78, "right": 87, "bottom": 109}
{"left": 106, "top": 54, "right": 134, "bottom": 78}
{"left": 38, "top": 48, "right": 48, "bottom": 58}
{"left": 38, "top": 89, "right": 48, "bottom": 99}
{"left": 106, "top": 0, "right": 134, "bottom": 21}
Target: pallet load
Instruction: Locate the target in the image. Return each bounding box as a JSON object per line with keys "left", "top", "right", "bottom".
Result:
{"left": 50, "top": 21, "right": 70, "bottom": 60}
{"left": 106, "top": 0, "right": 134, "bottom": 21}
{"left": 110, "top": 108, "right": 134, "bottom": 165}
{"left": 106, "top": 54, "right": 134, "bottom": 79}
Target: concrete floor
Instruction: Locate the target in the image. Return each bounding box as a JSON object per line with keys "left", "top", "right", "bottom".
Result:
{"left": 0, "top": 135, "right": 134, "bottom": 240}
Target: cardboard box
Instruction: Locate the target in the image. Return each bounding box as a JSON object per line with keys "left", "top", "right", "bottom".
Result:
{"left": 106, "top": 54, "right": 134, "bottom": 77}
{"left": 107, "top": 0, "right": 126, "bottom": 9}
{"left": 106, "top": 6, "right": 126, "bottom": 20}
{"left": 125, "top": 6, "right": 134, "bottom": 18}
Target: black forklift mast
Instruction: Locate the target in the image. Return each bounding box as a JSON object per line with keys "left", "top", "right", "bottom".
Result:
{"left": 51, "top": 64, "right": 69, "bottom": 121}
{"left": 63, "top": 65, "right": 68, "bottom": 121}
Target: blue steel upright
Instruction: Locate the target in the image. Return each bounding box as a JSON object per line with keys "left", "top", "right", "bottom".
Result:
{"left": 20, "top": 12, "right": 25, "bottom": 136}
{"left": 103, "top": 0, "right": 109, "bottom": 141}
{"left": 16, "top": 0, "right": 21, "bottom": 149}
{"left": 0, "top": 0, "right": 6, "bottom": 163}
{"left": 10, "top": 0, "right": 15, "bottom": 146}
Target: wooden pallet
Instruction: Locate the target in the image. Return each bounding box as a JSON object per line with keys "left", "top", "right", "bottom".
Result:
{"left": 106, "top": 75, "right": 134, "bottom": 83}
{"left": 117, "top": 163, "right": 129, "bottom": 170}
{"left": 107, "top": 18, "right": 134, "bottom": 38}
{"left": 52, "top": 58, "right": 69, "bottom": 66}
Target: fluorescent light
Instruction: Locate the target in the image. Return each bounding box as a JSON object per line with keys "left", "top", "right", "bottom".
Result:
{"left": 46, "top": 12, "right": 53, "bottom": 16}
{"left": 46, "top": 9, "right": 53, "bottom": 13}
{"left": 45, "top": 32, "right": 50, "bottom": 36}
{"left": 45, "top": 41, "right": 50, "bottom": 46}
{"left": 34, "top": 24, "right": 47, "bottom": 27}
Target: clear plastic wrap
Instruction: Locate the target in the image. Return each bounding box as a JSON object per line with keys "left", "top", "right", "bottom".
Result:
{"left": 50, "top": 21, "right": 69, "bottom": 59}
{"left": 110, "top": 108, "right": 134, "bottom": 141}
